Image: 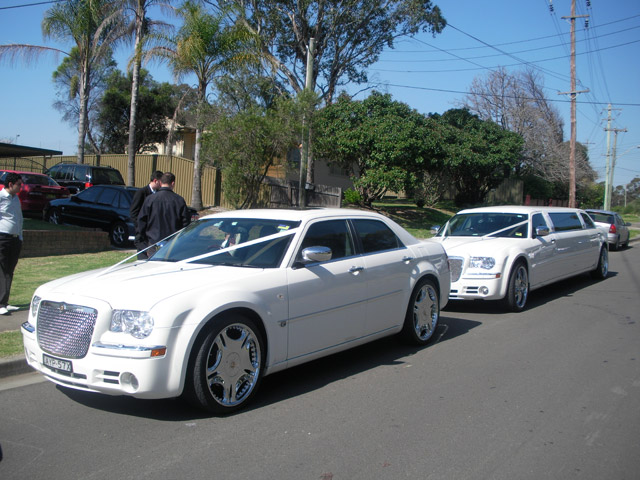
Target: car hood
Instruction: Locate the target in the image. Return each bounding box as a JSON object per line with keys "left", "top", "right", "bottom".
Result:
{"left": 36, "top": 260, "right": 271, "bottom": 310}
{"left": 432, "top": 236, "right": 514, "bottom": 256}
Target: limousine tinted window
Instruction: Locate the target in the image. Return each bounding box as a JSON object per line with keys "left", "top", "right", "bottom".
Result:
{"left": 549, "top": 212, "right": 583, "bottom": 231}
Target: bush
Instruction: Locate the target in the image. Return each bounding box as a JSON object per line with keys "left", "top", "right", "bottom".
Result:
{"left": 343, "top": 188, "right": 362, "bottom": 206}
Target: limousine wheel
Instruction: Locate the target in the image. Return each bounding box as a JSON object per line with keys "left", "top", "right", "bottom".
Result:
{"left": 590, "top": 247, "right": 609, "bottom": 280}
{"left": 505, "top": 261, "right": 529, "bottom": 312}
{"left": 402, "top": 277, "right": 440, "bottom": 345}
{"left": 186, "top": 314, "right": 265, "bottom": 414}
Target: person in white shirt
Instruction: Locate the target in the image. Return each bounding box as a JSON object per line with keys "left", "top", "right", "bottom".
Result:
{"left": 0, "top": 172, "right": 23, "bottom": 315}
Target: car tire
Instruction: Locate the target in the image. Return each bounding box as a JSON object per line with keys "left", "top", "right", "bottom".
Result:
{"left": 401, "top": 277, "right": 440, "bottom": 346}
{"left": 612, "top": 235, "right": 620, "bottom": 251}
{"left": 185, "top": 314, "right": 265, "bottom": 414}
{"left": 590, "top": 246, "right": 609, "bottom": 280}
{"left": 109, "top": 221, "right": 128, "bottom": 247}
{"left": 504, "top": 261, "right": 529, "bottom": 312}
{"left": 47, "top": 208, "right": 61, "bottom": 225}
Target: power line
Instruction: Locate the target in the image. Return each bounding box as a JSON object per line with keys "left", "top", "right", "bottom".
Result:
{"left": 0, "top": 1, "right": 63, "bottom": 10}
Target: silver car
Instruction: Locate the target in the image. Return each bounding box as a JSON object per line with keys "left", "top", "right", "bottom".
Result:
{"left": 585, "top": 209, "right": 630, "bottom": 250}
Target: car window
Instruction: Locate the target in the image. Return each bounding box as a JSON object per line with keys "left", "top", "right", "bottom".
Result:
{"left": 587, "top": 212, "right": 613, "bottom": 224}
{"left": 151, "top": 218, "right": 299, "bottom": 267}
{"left": 532, "top": 213, "right": 549, "bottom": 235}
{"left": 438, "top": 212, "right": 528, "bottom": 237}
{"left": 96, "top": 187, "right": 119, "bottom": 206}
{"left": 71, "top": 166, "right": 86, "bottom": 182}
{"left": 77, "top": 186, "right": 101, "bottom": 203}
{"left": 297, "top": 219, "right": 354, "bottom": 261}
{"left": 351, "top": 219, "right": 403, "bottom": 253}
{"left": 548, "top": 212, "right": 583, "bottom": 231}
{"left": 580, "top": 213, "right": 596, "bottom": 229}
{"left": 22, "top": 174, "right": 49, "bottom": 186}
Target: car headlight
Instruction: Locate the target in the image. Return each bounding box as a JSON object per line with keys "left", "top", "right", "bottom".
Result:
{"left": 110, "top": 310, "right": 154, "bottom": 339}
{"left": 31, "top": 295, "right": 42, "bottom": 318}
{"left": 469, "top": 256, "right": 496, "bottom": 270}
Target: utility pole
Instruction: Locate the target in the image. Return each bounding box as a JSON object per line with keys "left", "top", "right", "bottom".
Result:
{"left": 603, "top": 103, "right": 625, "bottom": 210}
{"left": 298, "top": 37, "right": 315, "bottom": 208}
{"left": 608, "top": 127, "right": 627, "bottom": 208}
{"left": 559, "top": 0, "right": 589, "bottom": 207}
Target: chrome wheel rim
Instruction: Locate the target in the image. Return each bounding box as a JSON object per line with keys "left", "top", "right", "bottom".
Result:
{"left": 49, "top": 210, "right": 60, "bottom": 224}
{"left": 413, "top": 283, "right": 439, "bottom": 341}
{"left": 206, "top": 323, "right": 261, "bottom": 407}
{"left": 112, "top": 224, "right": 126, "bottom": 245}
{"left": 514, "top": 265, "right": 529, "bottom": 309}
{"left": 600, "top": 249, "right": 609, "bottom": 277}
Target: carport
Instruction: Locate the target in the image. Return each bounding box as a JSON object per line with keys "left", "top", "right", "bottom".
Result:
{"left": 0, "top": 142, "right": 62, "bottom": 172}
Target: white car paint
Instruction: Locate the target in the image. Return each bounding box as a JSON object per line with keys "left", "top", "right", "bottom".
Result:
{"left": 433, "top": 205, "right": 607, "bottom": 310}
{"left": 21, "top": 208, "right": 450, "bottom": 411}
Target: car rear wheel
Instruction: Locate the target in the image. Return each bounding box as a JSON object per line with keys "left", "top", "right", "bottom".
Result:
{"left": 185, "top": 314, "right": 265, "bottom": 414}
{"left": 47, "top": 208, "right": 61, "bottom": 225}
{"left": 505, "top": 261, "right": 529, "bottom": 312}
{"left": 401, "top": 277, "right": 440, "bottom": 346}
{"left": 590, "top": 246, "right": 609, "bottom": 280}
{"left": 109, "top": 221, "right": 128, "bottom": 247}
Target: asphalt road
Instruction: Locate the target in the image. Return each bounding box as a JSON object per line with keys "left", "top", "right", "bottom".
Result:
{"left": 1, "top": 246, "right": 639, "bottom": 480}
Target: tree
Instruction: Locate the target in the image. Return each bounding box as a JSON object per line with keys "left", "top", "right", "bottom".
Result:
{"left": 94, "top": 69, "right": 177, "bottom": 154}
{"left": 433, "top": 108, "right": 523, "bottom": 206}
{"left": 463, "top": 68, "right": 567, "bottom": 182}
{"left": 146, "top": 0, "right": 254, "bottom": 209}
{"left": 121, "top": 0, "right": 174, "bottom": 185}
{"left": 203, "top": 97, "right": 300, "bottom": 208}
{"left": 0, "top": 0, "right": 127, "bottom": 164}
{"left": 213, "top": 0, "right": 446, "bottom": 104}
{"left": 314, "top": 91, "right": 438, "bottom": 207}
{"left": 52, "top": 47, "right": 118, "bottom": 154}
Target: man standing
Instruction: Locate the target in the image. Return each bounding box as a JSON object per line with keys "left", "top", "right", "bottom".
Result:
{"left": 0, "top": 172, "right": 23, "bottom": 315}
{"left": 137, "top": 172, "right": 190, "bottom": 256}
{"left": 130, "top": 170, "right": 163, "bottom": 259}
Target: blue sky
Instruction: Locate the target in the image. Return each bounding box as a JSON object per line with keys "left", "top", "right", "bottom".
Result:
{"left": 1, "top": 0, "right": 639, "bottom": 188}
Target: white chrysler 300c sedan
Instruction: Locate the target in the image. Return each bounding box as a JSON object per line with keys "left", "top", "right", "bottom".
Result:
{"left": 432, "top": 206, "right": 608, "bottom": 312}
{"left": 22, "top": 209, "right": 450, "bottom": 414}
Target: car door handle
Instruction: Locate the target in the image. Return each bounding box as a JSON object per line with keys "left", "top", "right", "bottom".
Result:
{"left": 349, "top": 266, "right": 364, "bottom": 275}
{"left": 402, "top": 256, "right": 414, "bottom": 263}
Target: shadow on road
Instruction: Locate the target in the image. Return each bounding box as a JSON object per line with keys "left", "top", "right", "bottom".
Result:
{"left": 56, "top": 316, "right": 481, "bottom": 420}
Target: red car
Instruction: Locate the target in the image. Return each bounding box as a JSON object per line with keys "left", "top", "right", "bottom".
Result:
{"left": 0, "top": 169, "right": 71, "bottom": 216}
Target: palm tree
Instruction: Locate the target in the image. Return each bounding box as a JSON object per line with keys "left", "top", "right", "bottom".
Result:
{"left": 0, "top": 0, "right": 126, "bottom": 164}
{"left": 121, "top": 0, "right": 173, "bottom": 185}
{"left": 147, "top": 0, "right": 254, "bottom": 209}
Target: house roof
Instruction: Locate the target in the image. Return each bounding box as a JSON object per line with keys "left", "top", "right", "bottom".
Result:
{"left": 0, "top": 142, "right": 62, "bottom": 158}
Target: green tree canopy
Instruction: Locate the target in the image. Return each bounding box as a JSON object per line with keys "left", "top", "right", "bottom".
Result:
{"left": 314, "top": 91, "right": 439, "bottom": 206}
{"left": 95, "top": 69, "right": 177, "bottom": 154}
{"left": 432, "top": 108, "right": 523, "bottom": 206}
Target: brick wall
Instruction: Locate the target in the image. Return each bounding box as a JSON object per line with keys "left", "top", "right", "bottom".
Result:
{"left": 20, "top": 230, "right": 112, "bottom": 258}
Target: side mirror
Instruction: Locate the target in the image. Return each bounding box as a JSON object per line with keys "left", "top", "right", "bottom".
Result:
{"left": 625, "top": 222, "right": 632, "bottom": 227}
{"left": 535, "top": 226, "right": 550, "bottom": 237}
{"left": 430, "top": 225, "right": 441, "bottom": 235}
{"left": 299, "top": 246, "right": 332, "bottom": 265}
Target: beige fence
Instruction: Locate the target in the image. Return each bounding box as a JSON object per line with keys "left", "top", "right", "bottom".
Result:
{"left": 1, "top": 154, "right": 225, "bottom": 208}
{"left": 2, "top": 154, "right": 342, "bottom": 209}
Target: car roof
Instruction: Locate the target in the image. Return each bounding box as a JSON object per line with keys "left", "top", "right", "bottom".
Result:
{"left": 585, "top": 209, "right": 616, "bottom": 215}
{"left": 455, "top": 205, "right": 586, "bottom": 215}
{"left": 49, "top": 163, "right": 119, "bottom": 170}
{"left": 200, "top": 208, "right": 392, "bottom": 222}
{"left": 0, "top": 169, "right": 49, "bottom": 177}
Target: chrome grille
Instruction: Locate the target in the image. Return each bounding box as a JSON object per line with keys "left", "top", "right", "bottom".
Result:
{"left": 37, "top": 301, "right": 98, "bottom": 359}
{"left": 448, "top": 256, "right": 464, "bottom": 283}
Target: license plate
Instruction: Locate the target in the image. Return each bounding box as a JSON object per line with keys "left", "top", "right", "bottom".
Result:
{"left": 43, "top": 354, "right": 73, "bottom": 373}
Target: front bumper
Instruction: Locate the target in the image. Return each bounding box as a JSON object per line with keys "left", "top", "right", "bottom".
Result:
{"left": 21, "top": 317, "right": 184, "bottom": 400}
{"left": 448, "top": 274, "right": 505, "bottom": 301}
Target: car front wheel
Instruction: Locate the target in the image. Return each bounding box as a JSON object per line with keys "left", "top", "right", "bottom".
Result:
{"left": 401, "top": 277, "right": 440, "bottom": 346}
{"left": 109, "top": 221, "right": 128, "bottom": 247}
{"left": 505, "top": 261, "right": 529, "bottom": 312}
{"left": 185, "top": 314, "right": 265, "bottom": 414}
{"left": 47, "top": 208, "right": 61, "bottom": 225}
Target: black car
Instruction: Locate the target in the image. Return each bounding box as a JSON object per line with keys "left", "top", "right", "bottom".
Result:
{"left": 46, "top": 163, "right": 125, "bottom": 194}
{"left": 45, "top": 185, "right": 137, "bottom": 247}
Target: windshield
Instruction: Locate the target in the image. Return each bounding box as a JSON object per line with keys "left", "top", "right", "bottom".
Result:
{"left": 437, "top": 213, "right": 529, "bottom": 238}
{"left": 150, "top": 217, "right": 300, "bottom": 267}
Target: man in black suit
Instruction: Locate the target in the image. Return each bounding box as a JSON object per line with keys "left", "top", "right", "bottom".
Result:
{"left": 130, "top": 170, "right": 162, "bottom": 259}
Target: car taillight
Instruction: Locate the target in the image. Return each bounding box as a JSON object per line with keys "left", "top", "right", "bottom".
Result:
{"left": 85, "top": 182, "right": 93, "bottom": 189}
{"left": 609, "top": 224, "right": 616, "bottom": 234}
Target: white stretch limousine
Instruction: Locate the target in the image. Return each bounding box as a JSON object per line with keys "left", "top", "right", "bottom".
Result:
{"left": 433, "top": 206, "right": 608, "bottom": 311}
